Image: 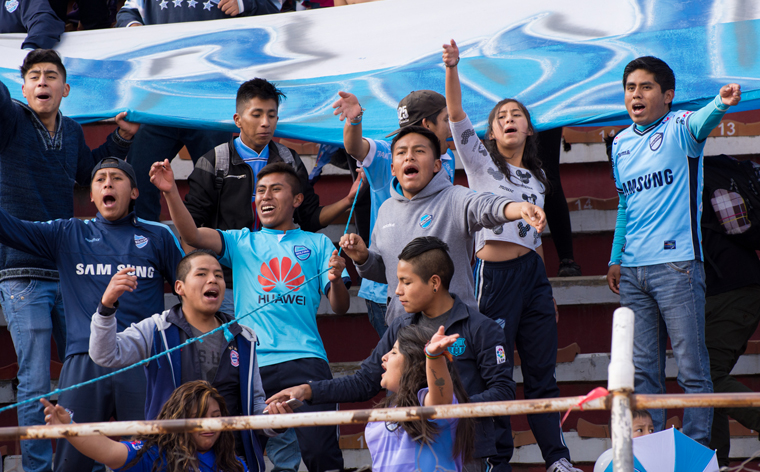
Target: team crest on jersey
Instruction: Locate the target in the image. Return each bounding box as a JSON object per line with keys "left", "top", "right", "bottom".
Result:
{"left": 419, "top": 214, "right": 433, "bottom": 229}
{"left": 134, "top": 235, "right": 149, "bottom": 249}
{"left": 258, "top": 257, "right": 304, "bottom": 292}
{"left": 649, "top": 132, "right": 664, "bottom": 151}
{"left": 293, "top": 245, "right": 311, "bottom": 261}
{"left": 448, "top": 338, "right": 466, "bottom": 357}
{"left": 230, "top": 350, "right": 239, "bottom": 367}
{"left": 495, "top": 345, "right": 506, "bottom": 364}
{"left": 4, "top": 0, "right": 19, "bottom": 13}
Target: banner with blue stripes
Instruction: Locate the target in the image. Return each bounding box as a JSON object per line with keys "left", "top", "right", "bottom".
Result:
{"left": 2, "top": 0, "right": 760, "bottom": 144}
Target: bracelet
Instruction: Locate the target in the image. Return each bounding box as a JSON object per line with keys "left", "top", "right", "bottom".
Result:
{"left": 349, "top": 108, "right": 365, "bottom": 126}
{"left": 445, "top": 57, "right": 460, "bottom": 68}
{"left": 424, "top": 342, "right": 444, "bottom": 360}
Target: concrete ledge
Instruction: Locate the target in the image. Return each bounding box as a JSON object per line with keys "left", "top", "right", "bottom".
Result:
{"left": 548, "top": 276, "right": 619, "bottom": 306}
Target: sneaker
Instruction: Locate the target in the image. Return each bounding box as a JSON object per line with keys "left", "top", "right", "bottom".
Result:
{"left": 547, "top": 458, "right": 583, "bottom": 472}
{"left": 557, "top": 259, "right": 582, "bottom": 277}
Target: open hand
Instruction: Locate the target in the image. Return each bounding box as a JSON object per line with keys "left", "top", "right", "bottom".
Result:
{"left": 266, "top": 384, "right": 312, "bottom": 404}
{"left": 41, "top": 398, "right": 71, "bottom": 425}
{"left": 115, "top": 112, "right": 140, "bottom": 140}
{"left": 101, "top": 267, "right": 138, "bottom": 308}
{"left": 720, "top": 83, "right": 741, "bottom": 107}
{"left": 427, "top": 326, "right": 459, "bottom": 357}
{"left": 332, "top": 91, "right": 362, "bottom": 122}
{"left": 442, "top": 39, "right": 460, "bottom": 67}
{"left": 149, "top": 159, "right": 176, "bottom": 193}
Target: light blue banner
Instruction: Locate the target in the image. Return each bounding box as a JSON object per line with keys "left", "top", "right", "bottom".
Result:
{"left": 1, "top": 0, "right": 759, "bottom": 144}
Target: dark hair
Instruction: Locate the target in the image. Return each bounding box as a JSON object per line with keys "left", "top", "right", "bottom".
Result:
{"left": 236, "top": 78, "right": 285, "bottom": 112}
{"left": 256, "top": 162, "right": 302, "bottom": 196}
{"left": 398, "top": 237, "right": 454, "bottom": 291}
{"left": 632, "top": 409, "right": 653, "bottom": 421}
{"left": 20, "top": 49, "right": 66, "bottom": 82}
{"left": 378, "top": 325, "right": 475, "bottom": 463}
{"left": 417, "top": 109, "right": 443, "bottom": 127}
{"left": 485, "top": 99, "right": 549, "bottom": 192}
{"left": 176, "top": 249, "right": 220, "bottom": 283}
{"left": 391, "top": 126, "right": 442, "bottom": 160}
{"left": 622, "top": 56, "right": 675, "bottom": 110}
{"left": 127, "top": 381, "right": 244, "bottom": 472}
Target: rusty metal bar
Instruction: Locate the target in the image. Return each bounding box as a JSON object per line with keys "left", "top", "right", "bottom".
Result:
{"left": 0, "top": 395, "right": 609, "bottom": 441}
{"left": 633, "top": 393, "right": 760, "bottom": 409}
{"left": 608, "top": 307, "right": 635, "bottom": 472}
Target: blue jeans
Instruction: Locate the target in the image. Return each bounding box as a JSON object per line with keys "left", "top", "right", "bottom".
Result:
{"left": 365, "top": 299, "right": 387, "bottom": 338}
{"left": 0, "top": 278, "right": 66, "bottom": 472}
{"left": 620, "top": 260, "right": 713, "bottom": 445}
{"left": 266, "top": 428, "right": 302, "bottom": 472}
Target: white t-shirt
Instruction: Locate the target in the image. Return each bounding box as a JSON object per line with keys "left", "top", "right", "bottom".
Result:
{"left": 450, "top": 115, "right": 544, "bottom": 253}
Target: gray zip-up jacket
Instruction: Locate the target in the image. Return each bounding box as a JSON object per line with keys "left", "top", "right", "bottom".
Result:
{"left": 357, "top": 170, "right": 513, "bottom": 323}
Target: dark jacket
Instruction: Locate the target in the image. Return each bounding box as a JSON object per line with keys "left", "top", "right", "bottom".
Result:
{"left": 0, "top": 0, "right": 64, "bottom": 49}
{"left": 0, "top": 81, "right": 132, "bottom": 278}
{"left": 309, "top": 295, "right": 515, "bottom": 458}
{"left": 116, "top": 0, "right": 280, "bottom": 26}
{"left": 90, "top": 304, "right": 275, "bottom": 472}
{"left": 185, "top": 139, "right": 324, "bottom": 285}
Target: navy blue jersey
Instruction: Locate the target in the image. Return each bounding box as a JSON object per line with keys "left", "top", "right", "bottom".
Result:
{"left": 0, "top": 209, "right": 184, "bottom": 358}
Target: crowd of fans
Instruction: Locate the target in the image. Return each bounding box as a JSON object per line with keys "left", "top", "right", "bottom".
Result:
{"left": 0, "top": 2, "right": 758, "bottom": 472}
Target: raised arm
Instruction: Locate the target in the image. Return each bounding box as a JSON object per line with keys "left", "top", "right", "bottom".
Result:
{"left": 687, "top": 84, "right": 741, "bottom": 141}
{"left": 424, "top": 326, "right": 458, "bottom": 406}
{"left": 333, "top": 92, "right": 371, "bottom": 161}
{"left": 41, "top": 399, "right": 129, "bottom": 470}
{"left": 443, "top": 39, "right": 466, "bottom": 123}
{"left": 150, "top": 159, "right": 223, "bottom": 254}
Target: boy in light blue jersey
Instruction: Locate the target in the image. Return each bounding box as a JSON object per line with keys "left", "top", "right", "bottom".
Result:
{"left": 150, "top": 160, "right": 350, "bottom": 472}
{"left": 606, "top": 56, "right": 741, "bottom": 445}
{"left": 332, "top": 89, "right": 456, "bottom": 336}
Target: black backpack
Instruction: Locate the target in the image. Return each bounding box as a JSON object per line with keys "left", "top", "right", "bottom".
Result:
{"left": 702, "top": 154, "right": 760, "bottom": 250}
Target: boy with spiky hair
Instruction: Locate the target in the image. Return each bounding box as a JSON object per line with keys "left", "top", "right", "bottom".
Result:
{"left": 0, "top": 49, "right": 138, "bottom": 472}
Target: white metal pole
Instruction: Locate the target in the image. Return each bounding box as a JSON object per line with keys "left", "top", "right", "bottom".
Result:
{"left": 608, "top": 307, "right": 635, "bottom": 472}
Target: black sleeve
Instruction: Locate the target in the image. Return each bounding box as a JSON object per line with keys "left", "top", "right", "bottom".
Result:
{"left": 289, "top": 149, "right": 324, "bottom": 232}
{"left": 19, "top": 0, "right": 64, "bottom": 49}
{"left": 240, "top": 0, "right": 281, "bottom": 16}
{"left": 468, "top": 320, "right": 516, "bottom": 404}
{"left": 184, "top": 153, "right": 220, "bottom": 228}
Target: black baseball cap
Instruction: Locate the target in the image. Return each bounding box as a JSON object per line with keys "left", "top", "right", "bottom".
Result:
{"left": 385, "top": 90, "right": 446, "bottom": 138}
{"left": 91, "top": 158, "right": 137, "bottom": 187}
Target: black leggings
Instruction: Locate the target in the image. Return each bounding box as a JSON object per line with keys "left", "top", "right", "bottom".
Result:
{"left": 537, "top": 128, "right": 575, "bottom": 261}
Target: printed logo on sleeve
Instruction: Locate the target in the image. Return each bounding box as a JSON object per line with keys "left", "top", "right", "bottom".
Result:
{"left": 293, "top": 245, "right": 311, "bottom": 261}
{"left": 134, "top": 235, "right": 149, "bottom": 249}
{"left": 419, "top": 214, "right": 433, "bottom": 229}
{"left": 664, "top": 240, "right": 676, "bottom": 250}
{"left": 230, "top": 350, "right": 239, "bottom": 367}
{"left": 495, "top": 345, "right": 506, "bottom": 364}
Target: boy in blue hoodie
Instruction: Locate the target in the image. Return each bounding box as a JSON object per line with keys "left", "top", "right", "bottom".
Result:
{"left": 89, "top": 249, "right": 293, "bottom": 471}
{"left": 0, "top": 158, "right": 182, "bottom": 472}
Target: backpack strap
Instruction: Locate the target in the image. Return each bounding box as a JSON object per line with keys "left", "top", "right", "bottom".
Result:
{"left": 274, "top": 142, "right": 296, "bottom": 167}
{"left": 212, "top": 143, "right": 231, "bottom": 229}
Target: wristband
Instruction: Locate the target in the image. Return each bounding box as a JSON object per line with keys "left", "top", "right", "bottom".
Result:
{"left": 445, "top": 57, "right": 460, "bottom": 68}
{"left": 349, "top": 108, "right": 365, "bottom": 126}
{"left": 98, "top": 300, "right": 119, "bottom": 316}
{"left": 425, "top": 345, "right": 443, "bottom": 360}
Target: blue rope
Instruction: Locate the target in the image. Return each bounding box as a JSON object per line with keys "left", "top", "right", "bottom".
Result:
{"left": 0, "top": 177, "right": 364, "bottom": 415}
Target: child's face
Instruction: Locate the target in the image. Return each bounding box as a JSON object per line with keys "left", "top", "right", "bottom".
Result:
{"left": 390, "top": 132, "right": 442, "bottom": 199}
{"left": 632, "top": 415, "right": 654, "bottom": 438}
{"left": 395, "top": 260, "right": 436, "bottom": 314}
{"left": 380, "top": 341, "right": 405, "bottom": 393}
{"left": 191, "top": 398, "right": 222, "bottom": 452}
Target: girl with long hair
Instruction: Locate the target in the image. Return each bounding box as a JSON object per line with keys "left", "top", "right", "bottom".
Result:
{"left": 42, "top": 380, "right": 286, "bottom": 472}
{"left": 442, "top": 40, "right": 579, "bottom": 472}
{"left": 366, "top": 324, "right": 475, "bottom": 472}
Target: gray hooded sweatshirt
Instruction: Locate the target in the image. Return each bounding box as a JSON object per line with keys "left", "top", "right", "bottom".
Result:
{"left": 357, "top": 169, "right": 514, "bottom": 324}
